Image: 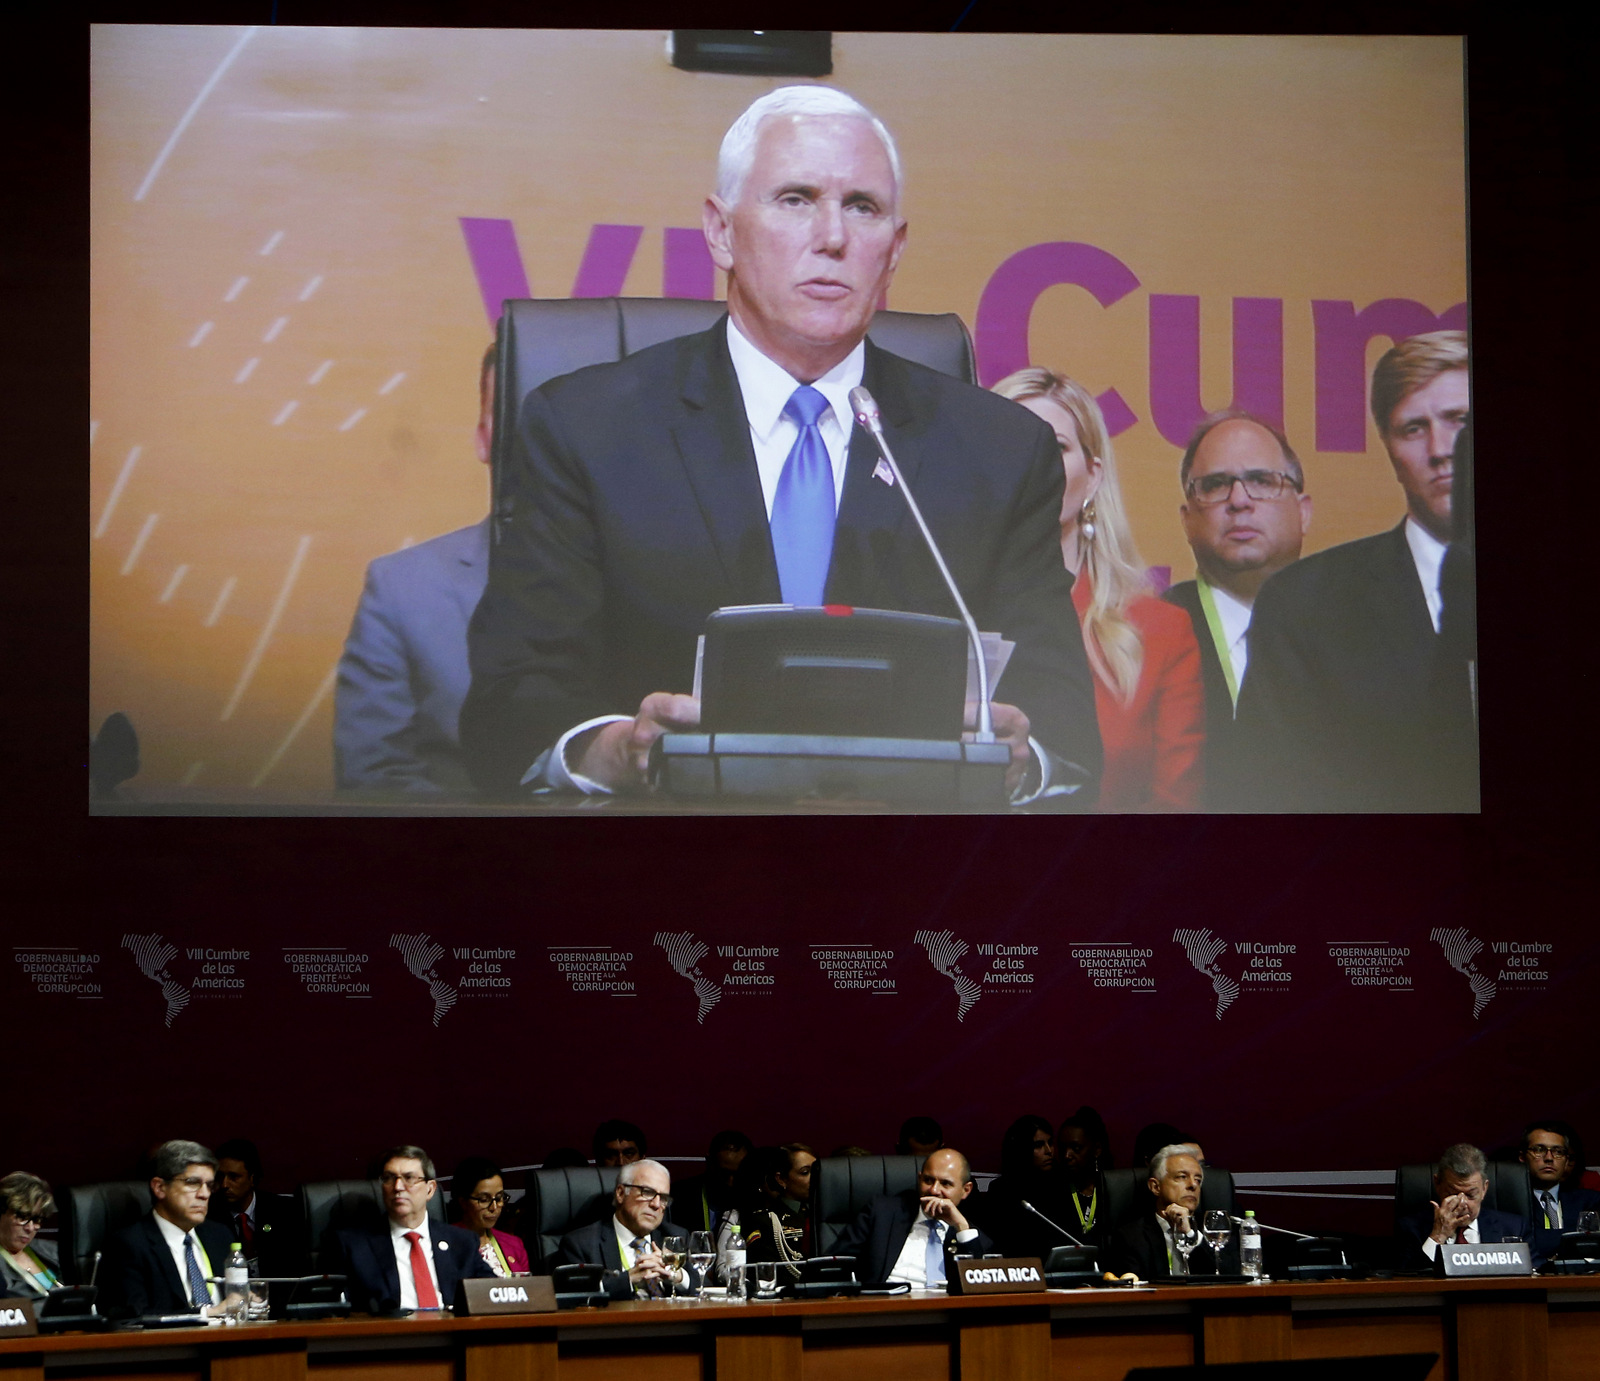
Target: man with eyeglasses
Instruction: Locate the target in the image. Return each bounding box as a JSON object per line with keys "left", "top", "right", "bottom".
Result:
{"left": 552, "top": 1159, "right": 696, "bottom": 1298}
{"left": 1234, "top": 330, "right": 1473, "bottom": 810}
{"left": 327, "top": 1145, "right": 494, "bottom": 1314}
{"left": 1164, "top": 411, "right": 1312, "bottom": 808}
{"left": 1521, "top": 1122, "right": 1599, "bottom": 1259}
{"left": 101, "top": 1139, "right": 236, "bottom": 1318}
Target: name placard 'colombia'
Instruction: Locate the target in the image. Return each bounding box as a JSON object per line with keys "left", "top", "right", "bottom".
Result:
{"left": 1434, "top": 1241, "right": 1533, "bottom": 1278}
{"left": 948, "top": 1258, "right": 1047, "bottom": 1295}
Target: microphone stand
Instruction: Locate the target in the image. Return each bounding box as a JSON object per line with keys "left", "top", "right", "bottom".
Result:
{"left": 1229, "top": 1214, "right": 1319, "bottom": 1242}
{"left": 1019, "top": 1199, "right": 1089, "bottom": 1249}
{"left": 850, "top": 387, "right": 994, "bottom": 741}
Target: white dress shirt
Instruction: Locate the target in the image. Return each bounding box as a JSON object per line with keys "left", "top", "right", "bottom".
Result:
{"left": 1404, "top": 516, "right": 1447, "bottom": 633}
{"left": 153, "top": 1212, "right": 218, "bottom": 1307}
{"left": 390, "top": 1217, "right": 444, "bottom": 1310}
{"left": 1420, "top": 1216, "right": 1479, "bottom": 1260}
{"left": 1207, "top": 581, "right": 1255, "bottom": 697}
{"left": 886, "top": 1213, "right": 980, "bottom": 1288}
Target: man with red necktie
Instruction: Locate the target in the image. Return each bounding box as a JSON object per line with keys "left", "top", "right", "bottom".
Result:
{"left": 1397, "top": 1143, "right": 1532, "bottom": 1270}
{"left": 329, "top": 1145, "right": 495, "bottom": 1314}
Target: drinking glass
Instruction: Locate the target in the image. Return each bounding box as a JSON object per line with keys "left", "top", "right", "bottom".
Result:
{"left": 1579, "top": 1211, "right": 1600, "bottom": 1234}
{"left": 1171, "top": 1220, "right": 1201, "bottom": 1276}
{"left": 687, "top": 1231, "right": 716, "bottom": 1301}
{"left": 1202, "top": 1210, "right": 1232, "bottom": 1271}
{"left": 659, "top": 1235, "right": 686, "bottom": 1298}
{"left": 755, "top": 1261, "right": 779, "bottom": 1297}
{"left": 247, "top": 1279, "right": 271, "bottom": 1321}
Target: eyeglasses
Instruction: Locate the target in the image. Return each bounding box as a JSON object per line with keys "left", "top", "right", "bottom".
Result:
{"left": 380, "top": 1172, "right": 430, "bottom": 1188}
{"left": 620, "top": 1186, "right": 672, "bottom": 1207}
{"left": 7, "top": 1213, "right": 44, "bottom": 1227}
{"left": 1186, "top": 470, "right": 1301, "bottom": 505}
{"left": 170, "top": 1176, "right": 212, "bottom": 1190}
{"left": 467, "top": 1192, "right": 510, "bottom": 1207}
{"left": 1526, "top": 1146, "right": 1570, "bottom": 1160}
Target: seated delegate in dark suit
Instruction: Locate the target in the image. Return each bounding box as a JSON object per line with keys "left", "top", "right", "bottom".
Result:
{"left": 209, "top": 1137, "right": 302, "bottom": 1278}
{"left": 833, "top": 1149, "right": 994, "bottom": 1288}
{"left": 1161, "top": 410, "right": 1312, "bottom": 809}
{"left": 335, "top": 348, "right": 497, "bottom": 795}
{"left": 326, "top": 1145, "right": 494, "bottom": 1313}
{"left": 1234, "top": 331, "right": 1471, "bottom": 811}
{"left": 1104, "top": 1146, "right": 1237, "bottom": 1280}
{"left": 0, "top": 1172, "right": 61, "bottom": 1297}
{"left": 1519, "top": 1123, "right": 1599, "bottom": 1264}
{"left": 553, "top": 1159, "right": 696, "bottom": 1299}
{"left": 460, "top": 85, "right": 1101, "bottom": 804}
{"left": 673, "top": 1128, "right": 753, "bottom": 1234}
{"left": 1396, "top": 1143, "right": 1532, "bottom": 1270}
{"left": 100, "top": 1140, "right": 236, "bottom": 1318}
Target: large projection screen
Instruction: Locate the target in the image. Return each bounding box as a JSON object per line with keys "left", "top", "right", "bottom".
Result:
{"left": 90, "top": 28, "right": 1468, "bottom": 811}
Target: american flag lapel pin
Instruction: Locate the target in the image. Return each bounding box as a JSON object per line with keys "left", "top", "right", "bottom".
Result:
{"left": 873, "top": 459, "right": 895, "bottom": 487}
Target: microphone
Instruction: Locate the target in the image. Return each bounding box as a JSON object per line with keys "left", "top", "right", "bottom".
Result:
{"left": 1019, "top": 1199, "right": 1088, "bottom": 1248}
{"left": 848, "top": 385, "right": 995, "bottom": 743}
{"left": 1229, "top": 1213, "right": 1317, "bottom": 1242}
{"left": 88, "top": 1251, "right": 103, "bottom": 1288}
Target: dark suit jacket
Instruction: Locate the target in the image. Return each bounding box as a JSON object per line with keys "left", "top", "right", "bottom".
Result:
{"left": 1396, "top": 1206, "right": 1531, "bottom": 1271}
{"left": 100, "top": 1213, "right": 236, "bottom": 1317}
{"left": 1530, "top": 1183, "right": 1600, "bottom": 1265}
{"left": 1162, "top": 578, "right": 1244, "bottom": 810}
{"left": 831, "top": 1190, "right": 995, "bottom": 1287}
{"left": 460, "top": 321, "right": 1101, "bottom": 796}
{"left": 1103, "top": 1213, "right": 1238, "bottom": 1281}
{"left": 327, "top": 1220, "right": 494, "bottom": 1314}
{"left": 551, "top": 1217, "right": 695, "bottom": 1298}
{"left": 335, "top": 518, "right": 489, "bottom": 794}
{"left": 208, "top": 1190, "right": 303, "bottom": 1278}
{"left": 1233, "top": 522, "right": 1473, "bottom": 811}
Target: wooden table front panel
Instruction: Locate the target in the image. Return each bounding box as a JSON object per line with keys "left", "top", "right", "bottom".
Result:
{"left": 1548, "top": 1307, "right": 1600, "bottom": 1381}
{"left": 1050, "top": 1321, "right": 1193, "bottom": 1380}
{"left": 1291, "top": 1312, "right": 1447, "bottom": 1381}
{"left": 1454, "top": 1299, "right": 1549, "bottom": 1381}
{"left": 801, "top": 1332, "right": 948, "bottom": 1381}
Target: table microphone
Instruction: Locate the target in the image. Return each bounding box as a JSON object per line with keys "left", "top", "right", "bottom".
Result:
{"left": 1019, "top": 1199, "right": 1088, "bottom": 1248}
{"left": 1228, "top": 1213, "right": 1317, "bottom": 1241}
{"left": 849, "top": 385, "right": 995, "bottom": 743}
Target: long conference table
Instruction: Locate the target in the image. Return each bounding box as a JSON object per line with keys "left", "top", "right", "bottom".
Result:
{"left": 4, "top": 1276, "right": 1597, "bottom": 1381}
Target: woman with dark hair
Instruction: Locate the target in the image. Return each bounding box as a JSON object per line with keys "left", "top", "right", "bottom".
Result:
{"left": 450, "top": 1156, "right": 530, "bottom": 1276}
{"left": 1056, "top": 1107, "right": 1112, "bottom": 1243}
{"left": 980, "top": 1116, "right": 1066, "bottom": 1258}
{"left": 739, "top": 1143, "right": 817, "bottom": 1264}
{"left": 0, "top": 1173, "right": 58, "bottom": 1297}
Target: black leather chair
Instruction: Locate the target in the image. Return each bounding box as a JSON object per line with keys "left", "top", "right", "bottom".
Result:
{"left": 526, "top": 1165, "right": 621, "bottom": 1270}
{"left": 1100, "top": 1166, "right": 1239, "bottom": 1234}
{"left": 58, "top": 1181, "right": 151, "bottom": 1284}
{"left": 490, "top": 297, "right": 978, "bottom": 542}
{"left": 810, "top": 1155, "right": 925, "bottom": 1255}
{"left": 299, "top": 1180, "right": 445, "bottom": 1273}
{"left": 1393, "top": 1160, "right": 1532, "bottom": 1233}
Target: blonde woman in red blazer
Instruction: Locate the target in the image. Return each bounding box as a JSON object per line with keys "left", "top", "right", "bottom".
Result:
{"left": 993, "top": 370, "right": 1205, "bottom": 811}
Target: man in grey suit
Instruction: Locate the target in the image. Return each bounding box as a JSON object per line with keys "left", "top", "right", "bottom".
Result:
{"left": 334, "top": 348, "right": 494, "bottom": 793}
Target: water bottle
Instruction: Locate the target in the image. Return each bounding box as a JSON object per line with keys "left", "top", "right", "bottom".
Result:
{"left": 1239, "top": 1211, "right": 1263, "bottom": 1280}
{"left": 223, "top": 1243, "right": 250, "bottom": 1321}
{"left": 723, "top": 1222, "right": 747, "bottom": 1300}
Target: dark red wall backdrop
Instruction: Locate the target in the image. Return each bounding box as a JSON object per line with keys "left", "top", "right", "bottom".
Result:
{"left": 24, "top": 811, "right": 1599, "bottom": 1214}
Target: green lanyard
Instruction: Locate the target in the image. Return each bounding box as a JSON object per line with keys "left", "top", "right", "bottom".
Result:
{"left": 1071, "top": 1187, "right": 1097, "bottom": 1234}
{"left": 486, "top": 1234, "right": 511, "bottom": 1275}
{"left": 1196, "top": 577, "right": 1240, "bottom": 708}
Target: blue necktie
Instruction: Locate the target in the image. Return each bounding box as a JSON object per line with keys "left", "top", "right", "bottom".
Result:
{"left": 925, "top": 1219, "right": 947, "bottom": 1286}
{"left": 183, "top": 1233, "right": 210, "bottom": 1308}
{"left": 770, "top": 386, "right": 836, "bottom": 606}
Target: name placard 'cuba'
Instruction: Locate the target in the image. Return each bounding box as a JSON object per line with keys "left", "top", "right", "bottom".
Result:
{"left": 948, "top": 1257, "right": 1047, "bottom": 1295}
{"left": 457, "top": 1277, "right": 558, "bottom": 1314}
{"left": 1434, "top": 1241, "right": 1534, "bottom": 1278}
{"left": 0, "top": 1298, "right": 38, "bottom": 1336}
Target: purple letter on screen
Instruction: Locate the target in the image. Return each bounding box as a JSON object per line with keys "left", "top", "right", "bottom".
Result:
{"left": 663, "top": 228, "right": 716, "bottom": 300}
{"left": 1313, "top": 298, "right": 1468, "bottom": 451}
{"left": 1149, "top": 295, "right": 1284, "bottom": 446}
{"left": 571, "top": 224, "right": 644, "bottom": 298}
{"left": 459, "top": 218, "right": 532, "bottom": 326}
{"left": 974, "top": 242, "right": 1141, "bottom": 434}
